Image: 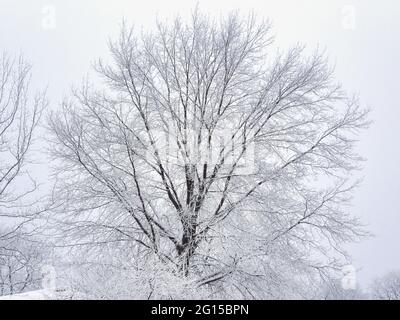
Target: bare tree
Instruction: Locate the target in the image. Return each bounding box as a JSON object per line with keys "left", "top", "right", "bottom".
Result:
{"left": 0, "top": 52, "right": 47, "bottom": 295}
{"left": 0, "top": 229, "right": 46, "bottom": 296}
{"left": 371, "top": 271, "right": 400, "bottom": 300}
{"left": 48, "top": 11, "right": 369, "bottom": 298}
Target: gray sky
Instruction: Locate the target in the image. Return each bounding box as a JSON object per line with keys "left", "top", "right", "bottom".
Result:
{"left": 1, "top": 0, "right": 399, "bottom": 288}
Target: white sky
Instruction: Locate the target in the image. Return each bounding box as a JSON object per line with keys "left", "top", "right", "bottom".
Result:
{"left": 1, "top": 0, "right": 399, "bottom": 288}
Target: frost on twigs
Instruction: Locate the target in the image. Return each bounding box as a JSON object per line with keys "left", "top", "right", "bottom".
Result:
{"left": 46, "top": 9, "right": 369, "bottom": 299}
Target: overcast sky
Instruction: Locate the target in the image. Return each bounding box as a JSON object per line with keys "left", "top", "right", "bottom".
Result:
{"left": 1, "top": 0, "right": 399, "bottom": 288}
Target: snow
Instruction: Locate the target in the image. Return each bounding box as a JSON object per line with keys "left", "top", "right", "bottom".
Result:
{"left": 0, "top": 289, "right": 54, "bottom": 300}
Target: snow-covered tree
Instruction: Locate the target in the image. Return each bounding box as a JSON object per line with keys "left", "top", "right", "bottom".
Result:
{"left": 371, "top": 271, "right": 400, "bottom": 300}
{"left": 48, "top": 10, "right": 369, "bottom": 298}
{"left": 0, "top": 52, "right": 47, "bottom": 296}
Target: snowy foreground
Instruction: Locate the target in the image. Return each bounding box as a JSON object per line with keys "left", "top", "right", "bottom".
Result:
{"left": 0, "top": 289, "right": 74, "bottom": 300}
